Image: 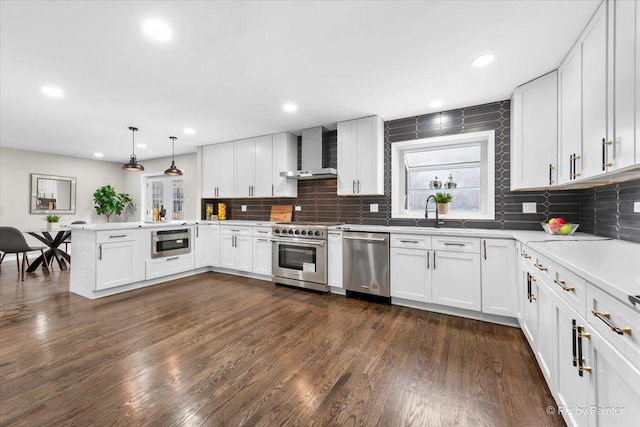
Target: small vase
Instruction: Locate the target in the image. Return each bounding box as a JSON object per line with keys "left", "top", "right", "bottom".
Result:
{"left": 47, "top": 222, "right": 59, "bottom": 231}
{"left": 437, "top": 203, "right": 449, "bottom": 215}
{"left": 429, "top": 176, "right": 442, "bottom": 189}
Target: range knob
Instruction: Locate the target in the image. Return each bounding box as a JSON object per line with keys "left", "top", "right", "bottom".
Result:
{"left": 274, "top": 229, "right": 279, "bottom": 234}
{"left": 301, "top": 230, "right": 307, "bottom": 235}
{"left": 294, "top": 230, "right": 300, "bottom": 235}
{"left": 314, "top": 231, "right": 321, "bottom": 236}
{"left": 288, "top": 229, "right": 294, "bottom": 234}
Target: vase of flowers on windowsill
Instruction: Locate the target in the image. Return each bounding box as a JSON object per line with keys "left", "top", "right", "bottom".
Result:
{"left": 46, "top": 215, "right": 61, "bottom": 231}
{"left": 434, "top": 192, "right": 452, "bottom": 215}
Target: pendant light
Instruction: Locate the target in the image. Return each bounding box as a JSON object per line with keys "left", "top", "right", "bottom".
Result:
{"left": 164, "top": 136, "right": 183, "bottom": 176}
{"left": 122, "top": 126, "right": 144, "bottom": 171}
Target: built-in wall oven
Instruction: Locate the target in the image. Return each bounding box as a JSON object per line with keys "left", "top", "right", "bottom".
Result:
{"left": 151, "top": 228, "right": 191, "bottom": 258}
{"left": 271, "top": 223, "right": 335, "bottom": 292}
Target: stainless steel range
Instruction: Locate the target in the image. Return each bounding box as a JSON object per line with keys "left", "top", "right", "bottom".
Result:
{"left": 271, "top": 223, "right": 339, "bottom": 292}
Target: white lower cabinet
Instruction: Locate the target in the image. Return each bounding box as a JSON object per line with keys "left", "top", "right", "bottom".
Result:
{"left": 210, "top": 225, "right": 220, "bottom": 267}
{"left": 194, "top": 224, "right": 211, "bottom": 268}
{"left": 327, "top": 231, "right": 343, "bottom": 288}
{"left": 554, "top": 294, "right": 591, "bottom": 427}
{"left": 95, "top": 233, "right": 144, "bottom": 290}
{"left": 431, "top": 250, "right": 481, "bottom": 311}
{"left": 220, "top": 226, "right": 253, "bottom": 271}
{"left": 481, "top": 238, "right": 517, "bottom": 317}
{"left": 390, "top": 247, "right": 431, "bottom": 302}
{"left": 252, "top": 236, "right": 272, "bottom": 276}
{"left": 146, "top": 253, "right": 194, "bottom": 280}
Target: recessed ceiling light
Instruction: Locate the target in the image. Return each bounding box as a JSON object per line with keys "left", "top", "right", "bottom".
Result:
{"left": 283, "top": 103, "right": 297, "bottom": 112}
{"left": 41, "top": 85, "right": 64, "bottom": 98}
{"left": 472, "top": 54, "right": 494, "bottom": 67}
{"left": 137, "top": 143, "right": 147, "bottom": 148}
{"left": 430, "top": 99, "right": 444, "bottom": 108}
{"left": 142, "top": 18, "right": 172, "bottom": 42}
{"left": 183, "top": 128, "right": 195, "bottom": 135}
{"left": 94, "top": 152, "right": 104, "bottom": 158}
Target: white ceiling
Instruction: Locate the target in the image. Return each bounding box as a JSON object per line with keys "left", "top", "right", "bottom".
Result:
{"left": 0, "top": 0, "right": 600, "bottom": 163}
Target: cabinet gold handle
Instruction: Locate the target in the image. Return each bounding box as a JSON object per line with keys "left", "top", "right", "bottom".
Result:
{"left": 352, "top": 180, "right": 356, "bottom": 194}
{"left": 272, "top": 184, "right": 274, "bottom": 196}
{"left": 534, "top": 263, "right": 548, "bottom": 271}
{"left": 553, "top": 279, "right": 575, "bottom": 292}
{"left": 549, "top": 164, "right": 555, "bottom": 185}
{"left": 592, "top": 310, "right": 632, "bottom": 335}
{"left": 357, "top": 179, "right": 361, "bottom": 193}
{"left": 602, "top": 163, "right": 612, "bottom": 168}
{"left": 521, "top": 252, "right": 531, "bottom": 259}
{"left": 529, "top": 294, "right": 537, "bottom": 301}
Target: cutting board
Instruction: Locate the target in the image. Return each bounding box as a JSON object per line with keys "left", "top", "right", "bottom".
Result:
{"left": 270, "top": 205, "right": 293, "bottom": 222}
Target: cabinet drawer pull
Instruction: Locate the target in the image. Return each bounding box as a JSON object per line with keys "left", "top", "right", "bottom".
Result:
{"left": 257, "top": 230, "right": 268, "bottom": 234}
{"left": 166, "top": 256, "right": 179, "bottom": 261}
{"left": 109, "top": 234, "right": 128, "bottom": 238}
{"left": 443, "top": 242, "right": 466, "bottom": 247}
{"left": 257, "top": 238, "right": 268, "bottom": 242}
{"left": 534, "top": 263, "right": 548, "bottom": 271}
{"left": 553, "top": 279, "right": 575, "bottom": 292}
{"left": 399, "top": 239, "right": 420, "bottom": 243}
{"left": 521, "top": 252, "right": 531, "bottom": 259}
{"left": 328, "top": 232, "right": 341, "bottom": 236}
{"left": 592, "top": 310, "right": 632, "bottom": 335}
{"left": 230, "top": 229, "right": 240, "bottom": 232}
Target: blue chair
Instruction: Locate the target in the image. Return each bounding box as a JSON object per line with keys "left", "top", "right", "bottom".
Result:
{"left": 0, "top": 227, "right": 48, "bottom": 280}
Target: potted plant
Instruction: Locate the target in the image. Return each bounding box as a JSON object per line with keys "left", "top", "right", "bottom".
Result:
{"left": 434, "top": 192, "right": 453, "bottom": 214}
{"left": 46, "top": 215, "right": 61, "bottom": 231}
{"left": 93, "top": 185, "right": 133, "bottom": 223}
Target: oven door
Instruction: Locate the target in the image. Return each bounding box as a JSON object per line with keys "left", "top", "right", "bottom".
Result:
{"left": 271, "top": 238, "right": 326, "bottom": 285}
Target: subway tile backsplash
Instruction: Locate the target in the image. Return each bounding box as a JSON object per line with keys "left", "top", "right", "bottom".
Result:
{"left": 204, "top": 100, "right": 640, "bottom": 242}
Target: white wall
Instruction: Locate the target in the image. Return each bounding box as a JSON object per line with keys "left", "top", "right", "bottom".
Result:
{"left": 121, "top": 153, "right": 198, "bottom": 221}
{"left": 0, "top": 147, "right": 130, "bottom": 230}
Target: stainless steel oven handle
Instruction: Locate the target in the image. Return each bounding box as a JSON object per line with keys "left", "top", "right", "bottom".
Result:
{"left": 343, "top": 236, "right": 387, "bottom": 242}
{"left": 270, "top": 238, "right": 325, "bottom": 247}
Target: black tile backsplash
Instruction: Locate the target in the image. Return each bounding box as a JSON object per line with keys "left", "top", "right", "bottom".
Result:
{"left": 203, "top": 100, "right": 640, "bottom": 242}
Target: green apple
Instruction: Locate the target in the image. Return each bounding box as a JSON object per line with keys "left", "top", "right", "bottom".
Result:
{"left": 548, "top": 218, "right": 557, "bottom": 225}
{"left": 559, "top": 224, "right": 572, "bottom": 235}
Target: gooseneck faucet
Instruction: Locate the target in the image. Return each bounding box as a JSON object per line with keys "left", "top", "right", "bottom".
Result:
{"left": 425, "top": 195, "right": 445, "bottom": 228}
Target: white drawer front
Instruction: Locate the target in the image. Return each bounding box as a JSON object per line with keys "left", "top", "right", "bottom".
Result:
{"left": 390, "top": 234, "right": 431, "bottom": 250}
{"left": 548, "top": 259, "right": 587, "bottom": 318}
{"left": 252, "top": 226, "right": 273, "bottom": 237}
{"left": 432, "top": 236, "right": 480, "bottom": 253}
{"left": 221, "top": 225, "right": 252, "bottom": 236}
{"left": 588, "top": 284, "right": 640, "bottom": 368}
{"left": 146, "top": 254, "right": 194, "bottom": 280}
{"left": 97, "top": 230, "right": 136, "bottom": 243}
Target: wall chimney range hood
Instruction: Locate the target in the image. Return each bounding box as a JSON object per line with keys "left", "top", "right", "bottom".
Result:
{"left": 280, "top": 126, "right": 337, "bottom": 180}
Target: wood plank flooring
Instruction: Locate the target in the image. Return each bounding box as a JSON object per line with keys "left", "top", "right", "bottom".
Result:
{"left": 0, "top": 264, "right": 566, "bottom": 426}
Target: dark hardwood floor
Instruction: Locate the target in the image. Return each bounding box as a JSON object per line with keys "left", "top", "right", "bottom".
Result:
{"left": 0, "top": 263, "right": 566, "bottom": 426}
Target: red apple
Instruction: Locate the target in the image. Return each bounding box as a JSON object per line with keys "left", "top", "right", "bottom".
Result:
{"left": 549, "top": 223, "right": 560, "bottom": 233}
{"left": 555, "top": 218, "right": 566, "bottom": 225}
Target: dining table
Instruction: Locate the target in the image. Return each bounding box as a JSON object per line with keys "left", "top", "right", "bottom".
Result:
{"left": 25, "top": 228, "right": 71, "bottom": 272}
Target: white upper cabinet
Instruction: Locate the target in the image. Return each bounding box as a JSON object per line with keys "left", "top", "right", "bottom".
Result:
{"left": 234, "top": 135, "right": 273, "bottom": 197}
{"left": 581, "top": 2, "right": 608, "bottom": 179}
{"left": 272, "top": 132, "right": 298, "bottom": 197}
{"left": 609, "top": 0, "right": 637, "bottom": 170}
{"left": 202, "top": 142, "right": 235, "bottom": 198}
{"left": 337, "top": 116, "right": 384, "bottom": 196}
{"left": 511, "top": 71, "right": 558, "bottom": 190}
{"left": 558, "top": 43, "right": 583, "bottom": 185}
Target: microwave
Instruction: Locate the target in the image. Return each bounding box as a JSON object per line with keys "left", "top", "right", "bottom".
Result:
{"left": 151, "top": 228, "right": 191, "bottom": 258}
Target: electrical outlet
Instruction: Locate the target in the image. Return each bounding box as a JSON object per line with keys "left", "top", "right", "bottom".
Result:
{"left": 241, "top": 205, "right": 247, "bottom": 212}
{"left": 370, "top": 203, "right": 379, "bottom": 212}
{"left": 522, "top": 202, "right": 537, "bottom": 213}
{"left": 634, "top": 202, "right": 640, "bottom": 213}
{"left": 295, "top": 206, "right": 302, "bottom": 211}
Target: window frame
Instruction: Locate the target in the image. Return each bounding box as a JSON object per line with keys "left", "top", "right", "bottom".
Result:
{"left": 391, "top": 130, "right": 495, "bottom": 220}
{"left": 140, "top": 173, "right": 186, "bottom": 221}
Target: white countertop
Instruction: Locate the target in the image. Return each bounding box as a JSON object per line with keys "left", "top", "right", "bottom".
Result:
{"left": 329, "top": 224, "right": 608, "bottom": 243}
{"left": 526, "top": 239, "right": 640, "bottom": 305}
{"left": 70, "top": 220, "right": 276, "bottom": 230}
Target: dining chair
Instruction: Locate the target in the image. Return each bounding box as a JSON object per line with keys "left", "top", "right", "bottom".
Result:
{"left": 63, "top": 220, "right": 86, "bottom": 252}
{"left": 0, "top": 227, "right": 48, "bottom": 280}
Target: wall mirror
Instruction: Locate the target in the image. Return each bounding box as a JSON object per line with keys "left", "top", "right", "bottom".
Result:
{"left": 30, "top": 173, "right": 77, "bottom": 214}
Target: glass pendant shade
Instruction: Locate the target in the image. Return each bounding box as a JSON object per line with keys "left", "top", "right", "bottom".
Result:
{"left": 164, "top": 136, "right": 183, "bottom": 176}
{"left": 122, "top": 126, "right": 144, "bottom": 171}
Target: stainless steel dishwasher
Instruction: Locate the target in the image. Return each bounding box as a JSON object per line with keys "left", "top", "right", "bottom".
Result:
{"left": 343, "top": 232, "right": 390, "bottom": 301}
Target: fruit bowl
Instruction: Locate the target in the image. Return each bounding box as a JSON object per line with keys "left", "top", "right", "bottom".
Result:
{"left": 541, "top": 222, "right": 579, "bottom": 235}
